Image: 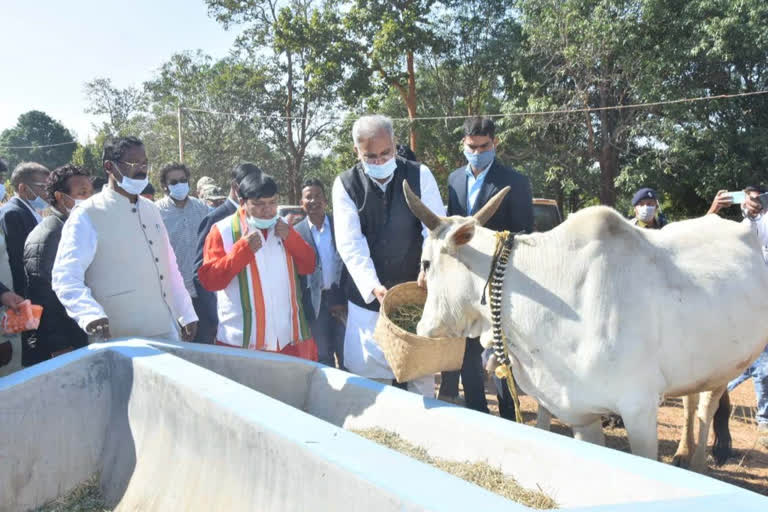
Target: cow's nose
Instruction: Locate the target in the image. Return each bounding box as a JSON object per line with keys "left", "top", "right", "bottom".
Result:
{"left": 416, "top": 320, "right": 440, "bottom": 339}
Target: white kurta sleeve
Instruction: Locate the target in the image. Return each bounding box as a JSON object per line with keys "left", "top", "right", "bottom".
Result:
{"left": 332, "top": 176, "right": 380, "bottom": 304}
{"left": 163, "top": 226, "right": 198, "bottom": 326}
{"left": 52, "top": 208, "right": 104, "bottom": 332}
{"left": 418, "top": 164, "right": 447, "bottom": 241}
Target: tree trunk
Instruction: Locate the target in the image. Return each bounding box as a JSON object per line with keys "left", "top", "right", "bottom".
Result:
{"left": 598, "top": 89, "right": 618, "bottom": 206}
{"left": 406, "top": 50, "right": 418, "bottom": 152}
{"left": 285, "top": 51, "right": 299, "bottom": 203}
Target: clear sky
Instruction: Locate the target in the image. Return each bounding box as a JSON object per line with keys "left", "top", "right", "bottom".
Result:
{"left": 1, "top": 0, "right": 239, "bottom": 143}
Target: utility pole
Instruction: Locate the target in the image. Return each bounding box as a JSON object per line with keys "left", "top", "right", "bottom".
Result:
{"left": 177, "top": 103, "right": 185, "bottom": 163}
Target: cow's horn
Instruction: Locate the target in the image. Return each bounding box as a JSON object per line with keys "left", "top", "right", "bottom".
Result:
{"left": 403, "top": 181, "right": 441, "bottom": 231}
{"left": 474, "top": 186, "right": 511, "bottom": 226}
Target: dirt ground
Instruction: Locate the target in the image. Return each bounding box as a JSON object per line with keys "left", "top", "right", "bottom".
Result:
{"left": 447, "top": 379, "right": 768, "bottom": 496}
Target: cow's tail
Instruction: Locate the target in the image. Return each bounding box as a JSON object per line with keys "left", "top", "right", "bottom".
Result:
{"left": 711, "top": 390, "right": 732, "bottom": 466}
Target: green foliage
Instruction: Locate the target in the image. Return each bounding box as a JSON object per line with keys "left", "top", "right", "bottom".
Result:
{"left": 144, "top": 51, "right": 274, "bottom": 184}
{"left": 71, "top": 143, "right": 104, "bottom": 178}
{"left": 84, "top": 78, "right": 147, "bottom": 138}
{"left": 72, "top": 0, "right": 768, "bottom": 218}
{"left": 0, "top": 111, "right": 76, "bottom": 171}
{"left": 625, "top": 0, "right": 768, "bottom": 219}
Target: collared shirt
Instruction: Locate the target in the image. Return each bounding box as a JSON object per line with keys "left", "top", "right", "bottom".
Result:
{"left": 332, "top": 164, "right": 446, "bottom": 304}
{"left": 52, "top": 190, "right": 197, "bottom": 332}
{"left": 743, "top": 214, "right": 768, "bottom": 263}
{"left": 371, "top": 173, "right": 395, "bottom": 192}
{"left": 309, "top": 215, "right": 336, "bottom": 290}
{"left": 17, "top": 195, "right": 43, "bottom": 223}
{"left": 465, "top": 161, "right": 493, "bottom": 213}
{"left": 156, "top": 196, "right": 211, "bottom": 298}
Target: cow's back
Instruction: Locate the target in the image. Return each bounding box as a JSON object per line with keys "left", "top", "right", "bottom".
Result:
{"left": 503, "top": 207, "right": 768, "bottom": 422}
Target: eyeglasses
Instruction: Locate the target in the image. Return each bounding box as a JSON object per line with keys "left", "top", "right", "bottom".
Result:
{"left": 114, "top": 160, "right": 151, "bottom": 173}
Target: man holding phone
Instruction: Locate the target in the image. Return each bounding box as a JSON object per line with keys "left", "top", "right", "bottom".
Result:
{"left": 708, "top": 185, "right": 768, "bottom": 447}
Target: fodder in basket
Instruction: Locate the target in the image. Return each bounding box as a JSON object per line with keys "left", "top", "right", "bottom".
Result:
{"left": 389, "top": 303, "right": 423, "bottom": 334}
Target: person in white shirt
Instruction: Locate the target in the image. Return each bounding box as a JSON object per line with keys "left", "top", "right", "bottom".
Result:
{"left": 52, "top": 136, "right": 198, "bottom": 342}
{"left": 156, "top": 163, "right": 211, "bottom": 333}
{"left": 332, "top": 114, "right": 446, "bottom": 396}
{"left": 708, "top": 185, "right": 768, "bottom": 447}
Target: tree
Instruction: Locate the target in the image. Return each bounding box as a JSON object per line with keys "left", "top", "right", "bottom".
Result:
{"left": 84, "top": 78, "right": 147, "bottom": 137}
{"left": 343, "top": 0, "right": 444, "bottom": 151}
{"left": 71, "top": 142, "right": 104, "bottom": 179}
{"left": 206, "top": 0, "right": 367, "bottom": 202}
{"left": 404, "top": 0, "right": 523, "bottom": 182}
{"left": 621, "top": 0, "right": 768, "bottom": 218}
{"left": 0, "top": 111, "right": 76, "bottom": 170}
{"left": 144, "top": 51, "right": 274, "bottom": 182}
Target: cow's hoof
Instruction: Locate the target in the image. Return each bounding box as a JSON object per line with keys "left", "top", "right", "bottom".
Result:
{"left": 672, "top": 453, "right": 691, "bottom": 468}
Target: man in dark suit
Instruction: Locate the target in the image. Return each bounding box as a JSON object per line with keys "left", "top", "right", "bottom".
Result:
{"left": 295, "top": 178, "right": 346, "bottom": 368}
{"left": 0, "top": 162, "right": 51, "bottom": 296}
{"left": 0, "top": 158, "right": 28, "bottom": 374}
{"left": 439, "top": 116, "right": 533, "bottom": 421}
{"left": 0, "top": 162, "right": 51, "bottom": 369}
{"left": 192, "top": 163, "right": 262, "bottom": 344}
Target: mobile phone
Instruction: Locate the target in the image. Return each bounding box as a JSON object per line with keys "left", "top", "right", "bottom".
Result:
{"left": 728, "top": 191, "right": 746, "bottom": 204}
{"left": 757, "top": 192, "right": 768, "bottom": 210}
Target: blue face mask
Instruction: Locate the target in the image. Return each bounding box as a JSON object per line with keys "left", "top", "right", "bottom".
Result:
{"left": 363, "top": 157, "right": 397, "bottom": 180}
{"left": 0, "top": 184, "right": 6, "bottom": 202}
{"left": 29, "top": 194, "right": 49, "bottom": 211}
{"left": 247, "top": 214, "right": 279, "bottom": 230}
{"left": 464, "top": 147, "right": 496, "bottom": 171}
{"left": 168, "top": 182, "right": 189, "bottom": 201}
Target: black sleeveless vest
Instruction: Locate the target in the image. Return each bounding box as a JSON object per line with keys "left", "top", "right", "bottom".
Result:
{"left": 339, "top": 158, "right": 423, "bottom": 312}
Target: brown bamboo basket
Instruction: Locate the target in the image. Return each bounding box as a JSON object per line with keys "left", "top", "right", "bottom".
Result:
{"left": 374, "top": 281, "right": 464, "bottom": 382}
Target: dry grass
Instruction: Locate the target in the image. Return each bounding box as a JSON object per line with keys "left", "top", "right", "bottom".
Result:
{"left": 353, "top": 428, "right": 558, "bottom": 509}
{"left": 389, "top": 303, "right": 423, "bottom": 333}
{"left": 33, "top": 475, "right": 110, "bottom": 512}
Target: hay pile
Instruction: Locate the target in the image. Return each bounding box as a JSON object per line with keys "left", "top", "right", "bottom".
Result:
{"left": 389, "top": 303, "right": 423, "bottom": 333}
{"left": 353, "top": 428, "right": 557, "bottom": 509}
{"left": 33, "top": 475, "right": 110, "bottom": 512}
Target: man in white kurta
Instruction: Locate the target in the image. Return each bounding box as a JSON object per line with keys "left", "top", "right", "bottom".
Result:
{"left": 52, "top": 137, "right": 197, "bottom": 341}
{"left": 333, "top": 115, "right": 445, "bottom": 396}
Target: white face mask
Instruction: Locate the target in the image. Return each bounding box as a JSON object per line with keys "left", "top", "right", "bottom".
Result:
{"left": 362, "top": 156, "right": 397, "bottom": 180}
{"left": 247, "top": 214, "right": 279, "bottom": 230}
{"left": 168, "top": 182, "right": 189, "bottom": 201}
{"left": 112, "top": 161, "right": 149, "bottom": 196}
{"left": 637, "top": 205, "right": 656, "bottom": 223}
{"left": 62, "top": 193, "right": 85, "bottom": 214}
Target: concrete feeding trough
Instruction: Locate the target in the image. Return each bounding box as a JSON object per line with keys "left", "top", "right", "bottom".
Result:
{"left": 1, "top": 339, "right": 767, "bottom": 511}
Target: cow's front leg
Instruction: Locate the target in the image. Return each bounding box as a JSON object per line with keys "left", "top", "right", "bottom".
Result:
{"left": 572, "top": 419, "right": 605, "bottom": 446}
{"left": 672, "top": 393, "right": 698, "bottom": 468}
{"left": 620, "top": 399, "right": 659, "bottom": 460}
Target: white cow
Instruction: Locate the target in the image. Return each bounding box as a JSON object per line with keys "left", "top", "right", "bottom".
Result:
{"left": 404, "top": 183, "right": 768, "bottom": 471}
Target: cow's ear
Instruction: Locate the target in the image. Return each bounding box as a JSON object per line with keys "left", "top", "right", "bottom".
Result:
{"left": 447, "top": 219, "right": 475, "bottom": 249}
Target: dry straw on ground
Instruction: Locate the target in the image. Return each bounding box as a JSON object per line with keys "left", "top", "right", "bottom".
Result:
{"left": 353, "top": 428, "right": 557, "bottom": 509}
{"left": 33, "top": 475, "right": 110, "bottom": 512}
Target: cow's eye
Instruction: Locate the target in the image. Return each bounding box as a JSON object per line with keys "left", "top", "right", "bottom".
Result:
{"left": 422, "top": 260, "right": 430, "bottom": 271}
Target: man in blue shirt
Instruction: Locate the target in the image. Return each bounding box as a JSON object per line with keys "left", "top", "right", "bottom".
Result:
{"left": 439, "top": 116, "right": 533, "bottom": 421}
